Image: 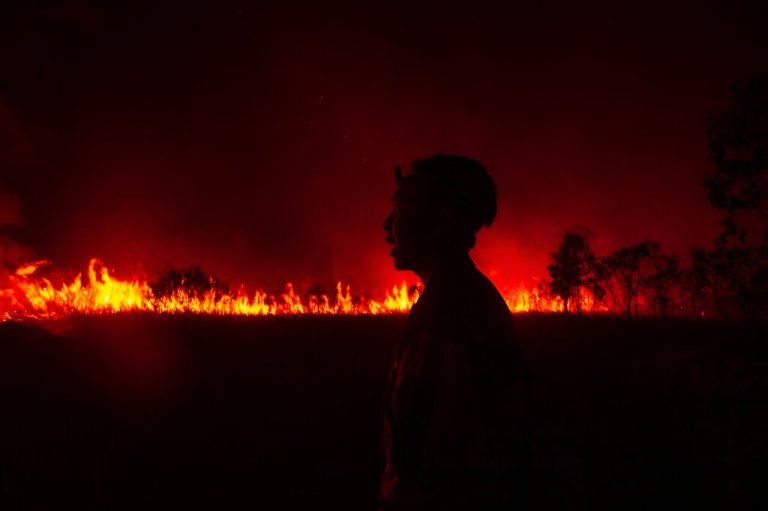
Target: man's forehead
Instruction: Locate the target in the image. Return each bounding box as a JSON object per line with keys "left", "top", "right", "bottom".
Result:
{"left": 392, "top": 179, "right": 426, "bottom": 203}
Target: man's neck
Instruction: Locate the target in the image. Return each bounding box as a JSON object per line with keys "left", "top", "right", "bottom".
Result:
{"left": 415, "top": 251, "right": 474, "bottom": 287}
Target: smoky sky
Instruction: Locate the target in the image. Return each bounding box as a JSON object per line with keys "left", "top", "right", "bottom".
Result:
{"left": 1, "top": 0, "right": 766, "bottom": 292}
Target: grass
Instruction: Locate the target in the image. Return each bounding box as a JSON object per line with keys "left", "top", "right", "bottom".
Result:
{"left": 0, "top": 314, "right": 765, "bottom": 509}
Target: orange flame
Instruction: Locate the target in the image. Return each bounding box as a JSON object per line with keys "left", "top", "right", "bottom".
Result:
{"left": 1, "top": 259, "right": 424, "bottom": 321}
{"left": 0, "top": 258, "right": 598, "bottom": 322}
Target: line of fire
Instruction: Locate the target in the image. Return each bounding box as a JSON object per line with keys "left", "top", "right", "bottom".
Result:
{"left": 0, "top": 238, "right": 745, "bottom": 322}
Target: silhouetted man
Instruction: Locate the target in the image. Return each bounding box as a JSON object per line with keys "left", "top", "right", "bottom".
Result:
{"left": 380, "top": 155, "right": 532, "bottom": 510}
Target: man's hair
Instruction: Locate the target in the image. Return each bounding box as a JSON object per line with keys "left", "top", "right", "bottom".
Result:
{"left": 403, "top": 154, "right": 497, "bottom": 249}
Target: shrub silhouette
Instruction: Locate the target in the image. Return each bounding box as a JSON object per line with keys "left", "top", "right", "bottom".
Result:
{"left": 150, "top": 266, "right": 230, "bottom": 299}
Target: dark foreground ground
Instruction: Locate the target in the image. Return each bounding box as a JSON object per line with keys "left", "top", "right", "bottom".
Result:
{"left": 0, "top": 314, "right": 765, "bottom": 510}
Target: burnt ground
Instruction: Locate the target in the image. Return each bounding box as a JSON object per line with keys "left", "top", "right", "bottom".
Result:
{"left": 0, "top": 314, "right": 765, "bottom": 510}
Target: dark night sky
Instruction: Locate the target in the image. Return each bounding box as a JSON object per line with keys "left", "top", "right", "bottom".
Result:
{"left": 1, "top": 0, "right": 767, "bottom": 293}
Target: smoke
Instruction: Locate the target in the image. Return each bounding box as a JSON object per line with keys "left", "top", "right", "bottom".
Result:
{"left": 0, "top": 188, "right": 33, "bottom": 268}
{"left": 0, "top": 187, "right": 21, "bottom": 226}
{"left": 0, "top": 1, "right": 747, "bottom": 294}
{"left": 0, "top": 94, "right": 33, "bottom": 267}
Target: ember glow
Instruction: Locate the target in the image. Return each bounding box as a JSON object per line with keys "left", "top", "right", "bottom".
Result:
{"left": 0, "top": 258, "right": 574, "bottom": 322}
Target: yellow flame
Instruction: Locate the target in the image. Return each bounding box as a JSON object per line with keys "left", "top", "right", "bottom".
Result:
{"left": 1, "top": 258, "right": 425, "bottom": 320}
{"left": 0, "top": 258, "right": 602, "bottom": 322}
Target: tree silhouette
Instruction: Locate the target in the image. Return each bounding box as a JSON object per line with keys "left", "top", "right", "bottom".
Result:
{"left": 647, "top": 253, "right": 681, "bottom": 317}
{"left": 600, "top": 241, "right": 660, "bottom": 318}
{"left": 705, "top": 74, "right": 768, "bottom": 239}
{"left": 702, "top": 74, "right": 768, "bottom": 319}
{"left": 547, "top": 231, "right": 598, "bottom": 314}
{"left": 680, "top": 248, "right": 710, "bottom": 316}
{"left": 150, "top": 266, "right": 230, "bottom": 299}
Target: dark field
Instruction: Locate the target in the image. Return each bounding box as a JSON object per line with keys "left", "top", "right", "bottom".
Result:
{"left": 0, "top": 315, "right": 766, "bottom": 509}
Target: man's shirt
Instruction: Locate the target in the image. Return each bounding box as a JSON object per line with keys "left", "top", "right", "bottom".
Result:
{"left": 380, "top": 255, "right": 532, "bottom": 510}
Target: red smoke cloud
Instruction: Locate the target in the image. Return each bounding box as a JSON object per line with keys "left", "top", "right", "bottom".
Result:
{"left": 0, "top": 1, "right": 760, "bottom": 293}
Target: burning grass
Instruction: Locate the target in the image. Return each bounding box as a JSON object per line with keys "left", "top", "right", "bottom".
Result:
{"left": 1, "top": 258, "right": 421, "bottom": 321}
{"left": 1, "top": 258, "right": 572, "bottom": 322}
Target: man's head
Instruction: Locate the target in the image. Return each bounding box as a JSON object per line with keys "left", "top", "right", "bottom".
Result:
{"left": 383, "top": 154, "right": 497, "bottom": 273}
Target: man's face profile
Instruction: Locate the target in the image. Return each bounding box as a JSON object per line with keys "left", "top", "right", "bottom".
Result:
{"left": 383, "top": 155, "right": 496, "bottom": 274}
{"left": 383, "top": 180, "right": 438, "bottom": 272}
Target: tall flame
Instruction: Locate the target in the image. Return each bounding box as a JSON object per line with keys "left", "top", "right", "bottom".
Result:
{"left": 1, "top": 258, "right": 578, "bottom": 322}
{"left": 1, "top": 259, "right": 423, "bottom": 321}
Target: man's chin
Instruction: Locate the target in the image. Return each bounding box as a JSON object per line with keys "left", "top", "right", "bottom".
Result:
{"left": 390, "top": 248, "right": 421, "bottom": 272}
{"left": 392, "top": 255, "right": 414, "bottom": 271}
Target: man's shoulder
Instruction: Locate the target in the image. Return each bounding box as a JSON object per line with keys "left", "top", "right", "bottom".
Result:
{"left": 407, "top": 267, "right": 513, "bottom": 350}
{"left": 428, "top": 266, "right": 511, "bottom": 318}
